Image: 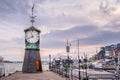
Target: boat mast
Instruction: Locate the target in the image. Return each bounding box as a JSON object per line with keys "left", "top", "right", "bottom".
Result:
{"left": 78, "top": 40, "right": 81, "bottom": 80}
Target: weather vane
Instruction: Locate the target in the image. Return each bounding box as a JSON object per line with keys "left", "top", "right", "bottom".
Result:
{"left": 30, "top": 2, "right": 36, "bottom": 26}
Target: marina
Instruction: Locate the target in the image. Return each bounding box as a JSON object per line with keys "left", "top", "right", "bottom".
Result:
{"left": 0, "top": 0, "right": 120, "bottom": 80}
{"left": 50, "top": 65, "right": 118, "bottom": 80}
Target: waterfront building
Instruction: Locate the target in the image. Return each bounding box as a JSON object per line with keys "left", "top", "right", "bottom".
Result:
{"left": 112, "top": 44, "right": 120, "bottom": 58}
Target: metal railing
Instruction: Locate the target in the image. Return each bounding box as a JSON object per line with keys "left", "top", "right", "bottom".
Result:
{"left": 50, "top": 67, "right": 120, "bottom": 80}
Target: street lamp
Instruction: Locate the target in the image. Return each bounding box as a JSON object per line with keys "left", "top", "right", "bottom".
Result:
{"left": 66, "top": 40, "right": 71, "bottom": 60}
{"left": 66, "top": 40, "right": 71, "bottom": 79}
{"left": 49, "top": 55, "right": 51, "bottom": 71}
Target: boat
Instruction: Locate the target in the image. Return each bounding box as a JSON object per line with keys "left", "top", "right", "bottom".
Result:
{"left": 0, "top": 56, "right": 5, "bottom": 77}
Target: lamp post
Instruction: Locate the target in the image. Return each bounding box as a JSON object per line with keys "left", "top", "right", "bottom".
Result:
{"left": 66, "top": 40, "right": 71, "bottom": 79}
{"left": 66, "top": 40, "right": 70, "bottom": 60}
{"left": 49, "top": 55, "right": 51, "bottom": 71}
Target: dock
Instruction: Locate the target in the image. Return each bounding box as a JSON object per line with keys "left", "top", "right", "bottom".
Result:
{"left": 0, "top": 71, "right": 66, "bottom": 80}
{"left": 72, "top": 69, "right": 116, "bottom": 79}
{"left": 0, "top": 69, "right": 118, "bottom": 80}
{"left": 51, "top": 68, "right": 117, "bottom": 80}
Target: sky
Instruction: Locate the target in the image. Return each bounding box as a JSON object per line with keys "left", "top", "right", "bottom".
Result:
{"left": 0, "top": 0, "right": 120, "bottom": 61}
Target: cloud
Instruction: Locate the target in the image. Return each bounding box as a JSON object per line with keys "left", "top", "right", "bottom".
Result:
{"left": 41, "top": 25, "right": 98, "bottom": 48}
{"left": 0, "top": 0, "right": 29, "bottom": 15}
{"left": 41, "top": 25, "right": 120, "bottom": 48}
{"left": 103, "top": 16, "right": 120, "bottom": 32}
{"left": 0, "top": 0, "right": 120, "bottom": 61}
{"left": 79, "top": 30, "right": 120, "bottom": 45}
{"left": 99, "top": 0, "right": 117, "bottom": 14}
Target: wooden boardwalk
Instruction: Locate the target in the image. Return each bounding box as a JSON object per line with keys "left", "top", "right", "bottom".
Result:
{"left": 0, "top": 71, "right": 66, "bottom": 80}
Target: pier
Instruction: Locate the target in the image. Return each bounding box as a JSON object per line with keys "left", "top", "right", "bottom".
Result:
{"left": 0, "top": 67, "right": 119, "bottom": 80}
{"left": 0, "top": 71, "right": 66, "bottom": 80}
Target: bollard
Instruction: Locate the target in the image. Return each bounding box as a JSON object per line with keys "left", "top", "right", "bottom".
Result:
{"left": 62, "top": 68, "right": 64, "bottom": 77}
{"left": 59, "top": 68, "right": 60, "bottom": 75}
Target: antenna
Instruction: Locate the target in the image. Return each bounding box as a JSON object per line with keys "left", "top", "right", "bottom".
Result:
{"left": 30, "top": 1, "right": 36, "bottom": 26}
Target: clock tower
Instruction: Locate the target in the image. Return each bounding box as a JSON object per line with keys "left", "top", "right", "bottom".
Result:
{"left": 22, "top": 3, "right": 42, "bottom": 73}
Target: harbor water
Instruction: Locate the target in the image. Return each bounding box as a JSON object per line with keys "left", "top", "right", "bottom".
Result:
{"left": 4, "top": 63, "right": 49, "bottom": 76}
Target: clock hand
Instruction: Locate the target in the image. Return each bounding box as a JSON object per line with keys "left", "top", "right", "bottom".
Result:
{"left": 27, "top": 31, "right": 33, "bottom": 40}
{"left": 31, "top": 30, "right": 33, "bottom": 37}
{"left": 27, "top": 36, "right": 33, "bottom": 39}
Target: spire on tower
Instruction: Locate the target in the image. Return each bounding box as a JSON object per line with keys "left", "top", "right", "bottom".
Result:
{"left": 30, "top": 2, "right": 36, "bottom": 26}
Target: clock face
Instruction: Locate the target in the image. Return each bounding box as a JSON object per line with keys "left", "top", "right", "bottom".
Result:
{"left": 26, "top": 30, "right": 39, "bottom": 43}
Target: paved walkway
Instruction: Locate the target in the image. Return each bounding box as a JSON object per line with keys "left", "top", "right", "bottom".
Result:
{"left": 0, "top": 71, "right": 66, "bottom": 80}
